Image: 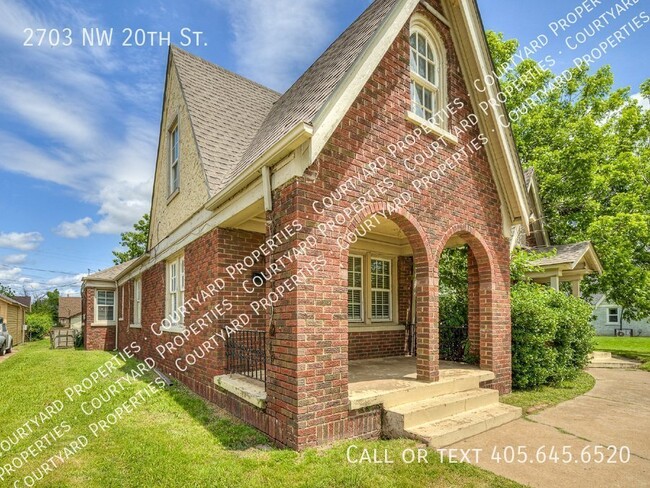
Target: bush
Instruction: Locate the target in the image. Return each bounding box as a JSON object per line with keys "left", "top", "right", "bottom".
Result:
{"left": 511, "top": 282, "right": 594, "bottom": 389}
{"left": 26, "top": 312, "right": 53, "bottom": 340}
{"left": 74, "top": 330, "right": 84, "bottom": 349}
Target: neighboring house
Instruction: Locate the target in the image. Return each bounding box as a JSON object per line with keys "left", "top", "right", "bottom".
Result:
{"left": 0, "top": 294, "right": 28, "bottom": 345}
{"left": 591, "top": 294, "right": 650, "bottom": 337}
{"left": 58, "top": 297, "right": 83, "bottom": 332}
{"left": 81, "top": 260, "right": 136, "bottom": 350}
{"left": 83, "top": 0, "right": 531, "bottom": 450}
{"left": 511, "top": 168, "right": 603, "bottom": 295}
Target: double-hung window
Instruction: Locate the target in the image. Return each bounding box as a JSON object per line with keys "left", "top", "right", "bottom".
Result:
{"left": 607, "top": 307, "right": 620, "bottom": 325}
{"left": 409, "top": 17, "right": 447, "bottom": 130}
{"left": 133, "top": 278, "right": 142, "bottom": 326}
{"left": 169, "top": 124, "right": 180, "bottom": 195}
{"left": 167, "top": 255, "right": 185, "bottom": 327}
{"left": 347, "top": 255, "right": 393, "bottom": 323}
{"left": 95, "top": 290, "right": 115, "bottom": 324}
{"left": 370, "top": 258, "right": 392, "bottom": 321}
{"left": 348, "top": 256, "right": 363, "bottom": 322}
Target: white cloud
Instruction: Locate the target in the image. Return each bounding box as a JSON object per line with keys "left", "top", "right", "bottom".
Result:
{"left": 219, "top": 0, "right": 335, "bottom": 91}
{"left": 631, "top": 93, "right": 649, "bottom": 111}
{"left": 0, "top": 266, "right": 22, "bottom": 281}
{"left": 0, "top": 232, "right": 43, "bottom": 251}
{"left": 2, "top": 254, "right": 27, "bottom": 265}
{"left": 0, "top": 1, "right": 158, "bottom": 239}
{"left": 47, "top": 273, "right": 87, "bottom": 286}
{"left": 54, "top": 217, "right": 93, "bottom": 239}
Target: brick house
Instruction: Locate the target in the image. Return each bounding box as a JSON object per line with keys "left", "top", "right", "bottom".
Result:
{"left": 82, "top": 0, "right": 533, "bottom": 450}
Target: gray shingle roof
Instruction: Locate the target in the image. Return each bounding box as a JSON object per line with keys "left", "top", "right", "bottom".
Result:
{"left": 229, "top": 0, "right": 398, "bottom": 184}
{"left": 171, "top": 0, "right": 399, "bottom": 195}
{"left": 0, "top": 294, "right": 28, "bottom": 308}
{"left": 227, "top": 0, "right": 398, "bottom": 185}
{"left": 85, "top": 259, "right": 137, "bottom": 282}
{"left": 58, "top": 297, "right": 82, "bottom": 318}
{"left": 529, "top": 242, "right": 592, "bottom": 268}
{"left": 171, "top": 47, "right": 281, "bottom": 195}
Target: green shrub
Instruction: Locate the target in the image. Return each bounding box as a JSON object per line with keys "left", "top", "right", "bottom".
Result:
{"left": 26, "top": 312, "right": 53, "bottom": 340}
{"left": 74, "top": 330, "right": 84, "bottom": 349}
{"left": 511, "top": 282, "right": 594, "bottom": 389}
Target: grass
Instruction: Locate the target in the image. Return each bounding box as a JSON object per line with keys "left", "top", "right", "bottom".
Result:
{"left": 0, "top": 342, "right": 522, "bottom": 488}
{"left": 501, "top": 371, "right": 595, "bottom": 415}
{"left": 594, "top": 336, "right": 650, "bottom": 371}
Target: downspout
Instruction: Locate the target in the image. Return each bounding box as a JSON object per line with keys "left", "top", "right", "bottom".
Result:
{"left": 114, "top": 279, "right": 119, "bottom": 351}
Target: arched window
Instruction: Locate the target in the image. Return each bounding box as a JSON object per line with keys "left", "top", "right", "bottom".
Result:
{"left": 409, "top": 18, "right": 447, "bottom": 128}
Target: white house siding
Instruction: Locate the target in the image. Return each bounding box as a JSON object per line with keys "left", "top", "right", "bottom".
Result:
{"left": 593, "top": 302, "right": 650, "bottom": 337}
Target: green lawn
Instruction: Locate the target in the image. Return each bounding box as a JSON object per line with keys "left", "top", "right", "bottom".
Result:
{"left": 594, "top": 336, "right": 650, "bottom": 371}
{"left": 0, "top": 342, "right": 521, "bottom": 488}
{"left": 501, "top": 371, "right": 595, "bottom": 415}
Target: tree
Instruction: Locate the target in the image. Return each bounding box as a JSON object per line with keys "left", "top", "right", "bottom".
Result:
{"left": 31, "top": 289, "right": 60, "bottom": 323}
{"left": 487, "top": 32, "right": 650, "bottom": 321}
{"left": 0, "top": 283, "right": 16, "bottom": 297}
{"left": 112, "top": 214, "right": 150, "bottom": 265}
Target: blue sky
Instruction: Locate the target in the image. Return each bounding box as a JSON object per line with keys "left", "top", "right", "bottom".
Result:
{"left": 0, "top": 0, "right": 647, "bottom": 297}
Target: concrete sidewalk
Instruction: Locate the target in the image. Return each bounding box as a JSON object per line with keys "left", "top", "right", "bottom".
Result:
{"left": 450, "top": 368, "right": 650, "bottom": 488}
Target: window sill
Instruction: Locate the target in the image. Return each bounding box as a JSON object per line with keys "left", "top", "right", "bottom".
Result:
{"left": 167, "top": 188, "right": 180, "bottom": 204}
{"left": 161, "top": 325, "right": 186, "bottom": 334}
{"left": 91, "top": 323, "right": 116, "bottom": 327}
{"left": 348, "top": 324, "right": 405, "bottom": 333}
{"left": 129, "top": 324, "right": 142, "bottom": 329}
{"left": 406, "top": 111, "right": 458, "bottom": 145}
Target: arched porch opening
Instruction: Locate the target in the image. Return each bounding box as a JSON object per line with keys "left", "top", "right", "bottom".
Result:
{"left": 339, "top": 204, "right": 438, "bottom": 386}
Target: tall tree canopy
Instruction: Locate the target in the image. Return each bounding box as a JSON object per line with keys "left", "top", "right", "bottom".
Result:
{"left": 112, "top": 214, "right": 150, "bottom": 265}
{"left": 487, "top": 32, "right": 650, "bottom": 320}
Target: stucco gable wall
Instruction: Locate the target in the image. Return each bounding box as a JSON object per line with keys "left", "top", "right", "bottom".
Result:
{"left": 149, "top": 64, "right": 210, "bottom": 249}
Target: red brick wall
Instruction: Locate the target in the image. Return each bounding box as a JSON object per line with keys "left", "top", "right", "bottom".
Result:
{"left": 263, "top": 3, "right": 511, "bottom": 447}
{"left": 349, "top": 330, "right": 406, "bottom": 360}
{"left": 83, "top": 287, "right": 116, "bottom": 351}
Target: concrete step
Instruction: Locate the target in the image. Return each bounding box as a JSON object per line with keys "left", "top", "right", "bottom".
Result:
{"left": 588, "top": 360, "right": 639, "bottom": 369}
{"left": 404, "top": 403, "right": 522, "bottom": 448}
{"left": 350, "top": 370, "right": 495, "bottom": 410}
{"left": 591, "top": 351, "right": 612, "bottom": 360}
{"left": 385, "top": 388, "right": 499, "bottom": 434}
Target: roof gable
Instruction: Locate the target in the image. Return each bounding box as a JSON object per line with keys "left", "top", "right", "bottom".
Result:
{"left": 59, "top": 297, "right": 82, "bottom": 318}
{"left": 171, "top": 47, "right": 281, "bottom": 195}
{"left": 227, "top": 0, "right": 399, "bottom": 183}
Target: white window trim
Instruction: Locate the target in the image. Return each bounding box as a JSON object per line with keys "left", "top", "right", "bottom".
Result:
{"left": 348, "top": 253, "right": 398, "bottom": 326}
{"left": 93, "top": 289, "right": 116, "bottom": 327}
{"left": 348, "top": 255, "right": 364, "bottom": 323}
{"left": 606, "top": 307, "right": 620, "bottom": 325}
{"left": 131, "top": 277, "right": 142, "bottom": 328}
{"left": 165, "top": 254, "right": 185, "bottom": 332}
{"left": 169, "top": 121, "right": 180, "bottom": 197}
{"left": 409, "top": 14, "right": 448, "bottom": 132}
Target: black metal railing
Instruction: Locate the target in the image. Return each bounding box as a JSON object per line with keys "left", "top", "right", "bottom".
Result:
{"left": 405, "top": 324, "right": 469, "bottom": 361}
{"left": 406, "top": 323, "right": 417, "bottom": 357}
{"left": 225, "top": 330, "right": 266, "bottom": 383}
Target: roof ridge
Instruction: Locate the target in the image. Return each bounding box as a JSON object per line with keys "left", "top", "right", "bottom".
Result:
{"left": 170, "top": 45, "right": 282, "bottom": 97}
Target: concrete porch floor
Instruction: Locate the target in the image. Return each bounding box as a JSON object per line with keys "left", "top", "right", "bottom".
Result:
{"left": 348, "top": 356, "right": 494, "bottom": 410}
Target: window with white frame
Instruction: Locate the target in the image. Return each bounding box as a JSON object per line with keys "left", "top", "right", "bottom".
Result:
{"left": 169, "top": 123, "right": 180, "bottom": 195}
{"left": 607, "top": 307, "right": 620, "bottom": 325}
{"left": 95, "top": 290, "right": 115, "bottom": 324}
{"left": 167, "top": 255, "right": 185, "bottom": 326}
{"left": 409, "top": 19, "right": 446, "bottom": 128}
{"left": 370, "top": 258, "right": 392, "bottom": 321}
{"left": 133, "top": 278, "right": 142, "bottom": 326}
{"left": 348, "top": 255, "right": 363, "bottom": 322}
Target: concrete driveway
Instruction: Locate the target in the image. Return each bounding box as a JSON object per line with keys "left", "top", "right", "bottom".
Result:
{"left": 450, "top": 368, "right": 650, "bottom": 488}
